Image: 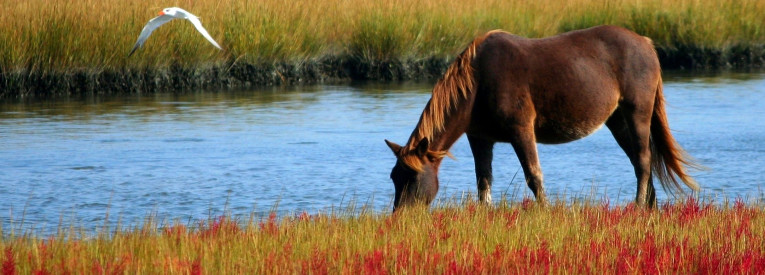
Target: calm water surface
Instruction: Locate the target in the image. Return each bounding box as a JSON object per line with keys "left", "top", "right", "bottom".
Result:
{"left": 1, "top": 71, "right": 764, "bottom": 234}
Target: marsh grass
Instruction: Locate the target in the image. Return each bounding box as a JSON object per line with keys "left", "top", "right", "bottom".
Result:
{"left": 1, "top": 0, "right": 763, "bottom": 75}
{"left": 1, "top": 194, "right": 764, "bottom": 274}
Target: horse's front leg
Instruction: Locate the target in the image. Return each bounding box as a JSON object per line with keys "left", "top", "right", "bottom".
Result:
{"left": 468, "top": 135, "right": 495, "bottom": 204}
{"left": 509, "top": 126, "right": 548, "bottom": 205}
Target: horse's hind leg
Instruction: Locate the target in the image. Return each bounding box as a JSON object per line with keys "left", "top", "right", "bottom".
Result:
{"left": 605, "top": 107, "right": 656, "bottom": 207}
{"left": 508, "top": 126, "right": 548, "bottom": 205}
{"left": 468, "top": 135, "right": 495, "bottom": 203}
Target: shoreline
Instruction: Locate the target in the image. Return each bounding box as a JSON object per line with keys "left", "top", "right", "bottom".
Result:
{"left": 2, "top": 46, "right": 763, "bottom": 99}
{"left": 0, "top": 57, "right": 452, "bottom": 99}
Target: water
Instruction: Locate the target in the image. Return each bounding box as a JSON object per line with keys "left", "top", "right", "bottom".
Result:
{"left": 1, "top": 71, "right": 764, "bottom": 234}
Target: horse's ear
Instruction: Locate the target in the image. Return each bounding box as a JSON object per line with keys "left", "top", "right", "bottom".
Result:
{"left": 385, "top": 139, "right": 402, "bottom": 156}
{"left": 415, "top": 138, "right": 430, "bottom": 157}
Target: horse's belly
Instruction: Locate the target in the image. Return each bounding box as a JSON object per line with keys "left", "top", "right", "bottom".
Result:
{"left": 535, "top": 122, "right": 604, "bottom": 144}
{"left": 533, "top": 91, "right": 619, "bottom": 144}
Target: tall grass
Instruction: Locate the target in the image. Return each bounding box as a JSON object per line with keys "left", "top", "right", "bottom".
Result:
{"left": 1, "top": 197, "right": 764, "bottom": 273}
{"left": 1, "top": 0, "right": 763, "bottom": 74}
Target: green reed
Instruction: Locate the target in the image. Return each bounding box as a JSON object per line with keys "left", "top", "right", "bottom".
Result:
{"left": 1, "top": 0, "right": 762, "bottom": 74}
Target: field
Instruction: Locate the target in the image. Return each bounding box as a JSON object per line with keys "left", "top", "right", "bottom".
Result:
{"left": 1, "top": 0, "right": 764, "bottom": 96}
{"left": 1, "top": 197, "right": 764, "bottom": 274}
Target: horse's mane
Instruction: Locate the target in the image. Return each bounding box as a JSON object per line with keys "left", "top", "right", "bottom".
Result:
{"left": 405, "top": 30, "right": 503, "bottom": 149}
{"left": 400, "top": 30, "right": 504, "bottom": 170}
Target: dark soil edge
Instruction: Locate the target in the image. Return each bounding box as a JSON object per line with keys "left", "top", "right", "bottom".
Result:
{"left": 1, "top": 46, "right": 763, "bottom": 99}
{"left": 0, "top": 57, "right": 452, "bottom": 99}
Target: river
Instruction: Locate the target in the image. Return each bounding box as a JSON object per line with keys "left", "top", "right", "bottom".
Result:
{"left": 1, "top": 71, "right": 763, "bottom": 235}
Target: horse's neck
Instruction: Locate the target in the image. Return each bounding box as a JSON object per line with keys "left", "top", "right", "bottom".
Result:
{"left": 405, "top": 96, "right": 473, "bottom": 153}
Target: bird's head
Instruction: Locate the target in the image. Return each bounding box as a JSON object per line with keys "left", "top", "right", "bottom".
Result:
{"left": 158, "top": 7, "right": 186, "bottom": 18}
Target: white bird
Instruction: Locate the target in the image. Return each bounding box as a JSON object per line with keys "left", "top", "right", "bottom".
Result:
{"left": 129, "top": 7, "right": 222, "bottom": 57}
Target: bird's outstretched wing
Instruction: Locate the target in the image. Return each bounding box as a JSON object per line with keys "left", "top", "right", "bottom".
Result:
{"left": 128, "top": 15, "right": 175, "bottom": 57}
{"left": 186, "top": 16, "right": 222, "bottom": 50}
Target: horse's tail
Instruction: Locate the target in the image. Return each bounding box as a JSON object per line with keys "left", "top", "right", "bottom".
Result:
{"left": 650, "top": 77, "right": 700, "bottom": 194}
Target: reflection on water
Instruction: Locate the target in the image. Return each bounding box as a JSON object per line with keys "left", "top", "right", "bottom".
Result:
{"left": 1, "top": 71, "right": 764, "bottom": 235}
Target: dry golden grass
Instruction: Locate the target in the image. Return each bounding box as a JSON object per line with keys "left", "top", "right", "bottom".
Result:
{"left": 1, "top": 0, "right": 762, "bottom": 73}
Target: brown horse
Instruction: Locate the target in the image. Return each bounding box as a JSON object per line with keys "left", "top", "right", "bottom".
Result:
{"left": 385, "top": 25, "right": 699, "bottom": 211}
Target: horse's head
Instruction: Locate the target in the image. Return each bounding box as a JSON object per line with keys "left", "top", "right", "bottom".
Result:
{"left": 385, "top": 138, "right": 447, "bottom": 212}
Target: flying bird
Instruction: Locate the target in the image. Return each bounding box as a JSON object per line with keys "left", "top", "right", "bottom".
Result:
{"left": 128, "top": 7, "right": 222, "bottom": 57}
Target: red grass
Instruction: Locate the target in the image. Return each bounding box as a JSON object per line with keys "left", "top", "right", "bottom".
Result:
{"left": 338, "top": 199, "right": 765, "bottom": 274}
{"left": 3, "top": 248, "right": 16, "bottom": 275}
{"left": 2, "top": 199, "right": 764, "bottom": 274}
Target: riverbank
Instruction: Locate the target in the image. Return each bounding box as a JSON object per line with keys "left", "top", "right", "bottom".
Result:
{"left": 3, "top": 47, "right": 764, "bottom": 99}
{"left": 0, "top": 57, "right": 453, "bottom": 98}
{"left": 1, "top": 0, "right": 763, "bottom": 98}
{"left": 1, "top": 198, "right": 763, "bottom": 273}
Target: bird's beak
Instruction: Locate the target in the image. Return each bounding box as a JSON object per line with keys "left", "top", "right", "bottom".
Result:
{"left": 158, "top": 11, "right": 165, "bottom": 16}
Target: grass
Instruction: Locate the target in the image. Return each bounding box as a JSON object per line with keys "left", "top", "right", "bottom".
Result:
{"left": 1, "top": 0, "right": 763, "bottom": 75}
{"left": 1, "top": 196, "right": 764, "bottom": 274}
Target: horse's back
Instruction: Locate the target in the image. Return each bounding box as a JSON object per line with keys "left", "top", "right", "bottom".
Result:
{"left": 471, "top": 26, "right": 660, "bottom": 143}
{"left": 478, "top": 25, "right": 659, "bottom": 90}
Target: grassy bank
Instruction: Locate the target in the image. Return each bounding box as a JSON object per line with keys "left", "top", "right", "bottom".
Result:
{"left": 1, "top": 198, "right": 764, "bottom": 273}
{"left": 1, "top": 0, "right": 763, "bottom": 97}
